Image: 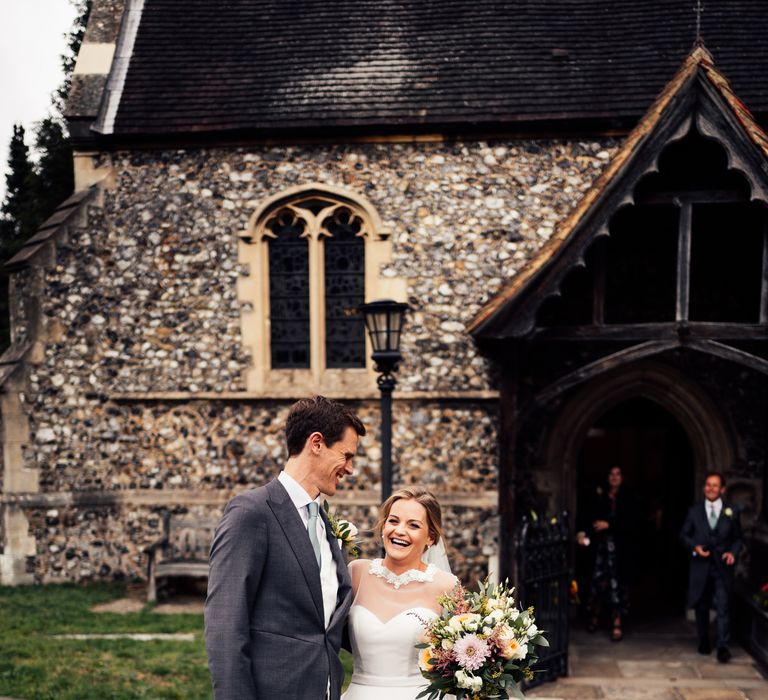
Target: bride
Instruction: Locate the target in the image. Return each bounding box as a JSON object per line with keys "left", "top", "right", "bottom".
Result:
{"left": 342, "top": 487, "right": 457, "bottom": 700}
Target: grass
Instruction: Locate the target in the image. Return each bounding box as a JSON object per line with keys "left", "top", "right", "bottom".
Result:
{"left": 0, "top": 583, "right": 354, "bottom": 700}
{"left": 0, "top": 583, "right": 208, "bottom": 700}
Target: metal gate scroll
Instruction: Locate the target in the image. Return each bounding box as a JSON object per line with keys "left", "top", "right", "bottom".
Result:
{"left": 515, "top": 511, "right": 570, "bottom": 688}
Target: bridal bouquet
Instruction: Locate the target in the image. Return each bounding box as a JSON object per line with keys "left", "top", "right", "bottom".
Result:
{"left": 415, "top": 579, "right": 547, "bottom": 699}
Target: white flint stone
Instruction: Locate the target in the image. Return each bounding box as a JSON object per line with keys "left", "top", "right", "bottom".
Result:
{"left": 37, "top": 428, "right": 56, "bottom": 443}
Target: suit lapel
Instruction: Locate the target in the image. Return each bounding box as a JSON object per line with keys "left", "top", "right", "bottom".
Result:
{"left": 320, "top": 507, "right": 352, "bottom": 628}
{"left": 266, "top": 480, "right": 324, "bottom": 625}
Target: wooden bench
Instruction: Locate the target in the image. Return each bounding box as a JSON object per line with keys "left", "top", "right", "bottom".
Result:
{"left": 145, "top": 513, "right": 218, "bottom": 602}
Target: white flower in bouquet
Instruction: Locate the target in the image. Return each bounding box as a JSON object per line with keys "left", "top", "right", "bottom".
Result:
{"left": 497, "top": 626, "right": 529, "bottom": 661}
{"left": 448, "top": 612, "right": 481, "bottom": 632}
{"left": 510, "top": 640, "right": 529, "bottom": 661}
{"left": 455, "top": 669, "right": 482, "bottom": 692}
{"left": 484, "top": 608, "right": 505, "bottom": 626}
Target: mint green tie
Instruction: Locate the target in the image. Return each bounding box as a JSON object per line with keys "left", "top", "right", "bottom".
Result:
{"left": 307, "top": 502, "right": 322, "bottom": 567}
{"left": 708, "top": 505, "right": 718, "bottom": 530}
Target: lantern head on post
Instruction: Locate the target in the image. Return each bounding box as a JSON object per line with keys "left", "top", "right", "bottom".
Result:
{"left": 359, "top": 299, "right": 409, "bottom": 379}
{"left": 359, "top": 299, "right": 409, "bottom": 500}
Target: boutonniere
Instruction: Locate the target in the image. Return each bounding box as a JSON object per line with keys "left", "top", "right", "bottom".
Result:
{"left": 724, "top": 507, "right": 733, "bottom": 518}
{"left": 323, "top": 500, "right": 360, "bottom": 557}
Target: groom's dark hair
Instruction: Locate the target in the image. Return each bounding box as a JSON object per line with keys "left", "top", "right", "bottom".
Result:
{"left": 285, "top": 395, "right": 366, "bottom": 456}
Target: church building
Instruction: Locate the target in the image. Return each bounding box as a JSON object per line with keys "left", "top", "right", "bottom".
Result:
{"left": 1, "top": 3, "right": 767, "bottom": 664}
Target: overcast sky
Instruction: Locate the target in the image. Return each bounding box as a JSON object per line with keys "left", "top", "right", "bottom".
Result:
{"left": 0, "top": 1, "right": 79, "bottom": 202}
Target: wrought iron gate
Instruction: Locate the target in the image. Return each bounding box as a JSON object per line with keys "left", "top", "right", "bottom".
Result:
{"left": 515, "top": 511, "right": 570, "bottom": 688}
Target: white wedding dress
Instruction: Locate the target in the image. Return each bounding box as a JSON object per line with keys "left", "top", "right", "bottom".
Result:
{"left": 342, "top": 558, "right": 457, "bottom": 700}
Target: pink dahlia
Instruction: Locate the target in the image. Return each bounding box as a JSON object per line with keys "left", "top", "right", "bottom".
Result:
{"left": 453, "top": 634, "right": 491, "bottom": 671}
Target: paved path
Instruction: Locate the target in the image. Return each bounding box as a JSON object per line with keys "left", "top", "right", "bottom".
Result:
{"left": 527, "top": 620, "right": 767, "bottom": 700}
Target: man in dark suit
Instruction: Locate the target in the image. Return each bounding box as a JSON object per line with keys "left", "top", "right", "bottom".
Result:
{"left": 204, "top": 396, "right": 366, "bottom": 699}
{"left": 680, "top": 471, "right": 742, "bottom": 663}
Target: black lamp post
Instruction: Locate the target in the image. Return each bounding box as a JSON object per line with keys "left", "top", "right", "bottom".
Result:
{"left": 359, "top": 299, "right": 409, "bottom": 501}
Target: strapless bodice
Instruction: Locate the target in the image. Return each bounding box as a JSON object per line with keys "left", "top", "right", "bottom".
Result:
{"left": 349, "top": 604, "right": 435, "bottom": 684}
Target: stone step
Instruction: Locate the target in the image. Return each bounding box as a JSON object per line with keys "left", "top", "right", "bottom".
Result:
{"left": 527, "top": 676, "right": 768, "bottom": 700}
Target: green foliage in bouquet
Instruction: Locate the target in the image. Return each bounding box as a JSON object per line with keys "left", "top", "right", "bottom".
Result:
{"left": 415, "top": 579, "right": 548, "bottom": 700}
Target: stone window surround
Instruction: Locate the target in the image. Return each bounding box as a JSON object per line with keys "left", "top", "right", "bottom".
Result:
{"left": 237, "top": 183, "right": 407, "bottom": 396}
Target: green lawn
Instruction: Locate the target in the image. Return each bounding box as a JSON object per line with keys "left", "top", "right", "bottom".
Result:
{"left": 0, "top": 583, "right": 353, "bottom": 700}
{"left": 0, "top": 583, "right": 208, "bottom": 699}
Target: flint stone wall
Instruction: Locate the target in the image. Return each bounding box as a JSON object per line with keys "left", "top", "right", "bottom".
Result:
{"left": 6, "top": 137, "right": 618, "bottom": 584}
{"left": 29, "top": 400, "right": 498, "bottom": 494}
{"left": 22, "top": 398, "right": 498, "bottom": 583}
{"left": 28, "top": 138, "right": 615, "bottom": 395}
{"left": 27, "top": 501, "right": 498, "bottom": 586}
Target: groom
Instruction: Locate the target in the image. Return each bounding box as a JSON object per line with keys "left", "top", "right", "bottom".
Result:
{"left": 205, "top": 396, "right": 366, "bottom": 699}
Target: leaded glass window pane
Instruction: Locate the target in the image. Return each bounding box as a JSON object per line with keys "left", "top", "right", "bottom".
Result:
{"left": 324, "top": 208, "right": 366, "bottom": 368}
{"left": 267, "top": 210, "right": 310, "bottom": 368}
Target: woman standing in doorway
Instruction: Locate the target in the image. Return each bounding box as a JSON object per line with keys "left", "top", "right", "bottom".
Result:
{"left": 577, "top": 465, "right": 636, "bottom": 641}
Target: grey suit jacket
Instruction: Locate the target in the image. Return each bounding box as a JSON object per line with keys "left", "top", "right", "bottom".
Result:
{"left": 204, "top": 478, "right": 353, "bottom": 700}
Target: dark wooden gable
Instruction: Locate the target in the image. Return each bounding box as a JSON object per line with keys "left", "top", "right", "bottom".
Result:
{"left": 469, "top": 46, "right": 768, "bottom": 344}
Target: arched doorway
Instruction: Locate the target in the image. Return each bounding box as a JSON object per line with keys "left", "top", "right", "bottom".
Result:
{"left": 576, "top": 397, "right": 694, "bottom": 617}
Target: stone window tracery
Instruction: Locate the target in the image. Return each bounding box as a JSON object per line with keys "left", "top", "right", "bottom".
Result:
{"left": 239, "top": 185, "right": 404, "bottom": 395}
{"left": 262, "top": 196, "right": 367, "bottom": 369}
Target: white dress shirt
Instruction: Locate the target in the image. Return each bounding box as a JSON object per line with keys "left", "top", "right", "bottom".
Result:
{"left": 706, "top": 497, "right": 723, "bottom": 522}
{"left": 278, "top": 471, "right": 339, "bottom": 628}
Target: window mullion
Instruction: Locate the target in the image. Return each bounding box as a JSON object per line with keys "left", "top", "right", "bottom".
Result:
{"left": 592, "top": 238, "right": 606, "bottom": 325}
{"left": 676, "top": 200, "right": 692, "bottom": 322}
{"left": 308, "top": 228, "right": 324, "bottom": 382}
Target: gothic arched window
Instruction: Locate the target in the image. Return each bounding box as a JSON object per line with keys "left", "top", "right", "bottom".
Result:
{"left": 260, "top": 195, "right": 368, "bottom": 371}
{"left": 261, "top": 195, "right": 368, "bottom": 370}
{"left": 239, "top": 185, "right": 404, "bottom": 394}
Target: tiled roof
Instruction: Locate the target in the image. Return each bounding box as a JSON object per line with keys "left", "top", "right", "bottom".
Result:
{"left": 102, "top": 0, "right": 768, "bottom": 136}
{"left": 468, "top": 45, "right": 768, "bottom": 336}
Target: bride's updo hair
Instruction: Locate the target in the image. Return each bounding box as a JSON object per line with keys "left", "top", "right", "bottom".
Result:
{"left": 374, "top": 487, "right": 444, "bottom": 548}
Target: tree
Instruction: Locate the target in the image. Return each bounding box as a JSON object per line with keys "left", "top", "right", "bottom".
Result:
{"left": 34, "top": 117, "right": 74, "bottom": 220}
{"left": 0, "top": 124, "right": 40, "bottom": 255}
{"left": 0, "top": 124, "right": 40, "bottom": 346}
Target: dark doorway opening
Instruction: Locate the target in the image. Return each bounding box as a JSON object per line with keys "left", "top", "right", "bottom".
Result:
{"left": 575, "top": 397, "right": 695, "bottom": 620}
